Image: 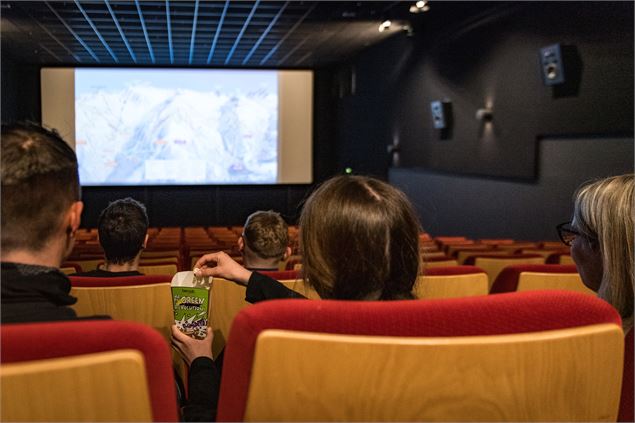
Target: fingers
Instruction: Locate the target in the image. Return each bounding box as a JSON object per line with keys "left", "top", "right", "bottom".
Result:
{"left": 192, "top": 251, "right": 251, "bottom": 284}
{"left": 193, "top": 251, "right": 224, "bottom": 270}
{"left": 171, "top": 325, "right": 189, "bottom": 348}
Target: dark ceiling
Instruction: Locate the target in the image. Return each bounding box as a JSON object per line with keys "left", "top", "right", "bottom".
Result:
{"left": 0, "top": 0, "right": 430, "bottom": 68}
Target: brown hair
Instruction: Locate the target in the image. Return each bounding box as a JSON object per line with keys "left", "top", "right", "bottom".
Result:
{"left": 1, "top": 122, "right": 80, "bottom": 253}
{"left": 299, "top": 175, "right": 421, "bottom": 300}
{"left": 243, "top": 210, "right": 289, "bottom": 260}
{"left": 573, "top": 174, "right": 634, "bottom": 328}
{"left": 98, "top": 197, "right": 149, "bottom": 264}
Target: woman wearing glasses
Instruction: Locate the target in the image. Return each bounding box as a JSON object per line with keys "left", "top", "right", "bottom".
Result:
{"left": 558, "top": 174, "right": 634, "bottom": 331}
{"left": 558, "top": 174, "right": 633, "bottom": 422}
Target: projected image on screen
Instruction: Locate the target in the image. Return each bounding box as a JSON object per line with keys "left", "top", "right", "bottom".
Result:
{"left": 75, "top": 69, "right": 278, "bottom": 185}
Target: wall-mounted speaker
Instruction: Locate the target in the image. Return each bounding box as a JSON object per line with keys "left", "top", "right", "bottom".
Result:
{"left": 430, "top": 100, "right": 452, "bottom": 129}
{"left": 540, "top": 43, "right": 565, "bottom": 85}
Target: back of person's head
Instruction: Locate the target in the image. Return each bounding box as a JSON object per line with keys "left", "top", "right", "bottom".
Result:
{"left": 573, "top": 174, "right": 634, "bottom": 323}
{"left": 242, "top": 210, "right": 289, "bottom": 261}
{"left": 1, "top": 122, "right": 81, "bottom": 253}
{"left": 98, "top": 198, "right": 149, "bottom": 264}
{"left": 299, "top": 175, "right": 421, "bottom": 301}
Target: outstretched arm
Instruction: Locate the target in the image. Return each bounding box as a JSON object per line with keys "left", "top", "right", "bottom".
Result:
{"left": 193, "top": 251, "right": 252, "bottom": 286}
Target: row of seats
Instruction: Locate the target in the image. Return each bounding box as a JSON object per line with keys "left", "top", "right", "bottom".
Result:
{"left": 2, "top": 290, "right": 631, "bottom": 421}
{"left": 66, "top": 265, "right": 593, "bottom": 357}
{"left": 65, "top": 229, "right": 573, "bottom": 275}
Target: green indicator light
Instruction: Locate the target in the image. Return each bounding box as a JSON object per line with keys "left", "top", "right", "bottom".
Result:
{"left": 345, "top": 167, "right": 353, "bottom": 174}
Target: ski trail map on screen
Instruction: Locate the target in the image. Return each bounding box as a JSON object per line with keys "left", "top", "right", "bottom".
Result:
{"left": 75, "top": 69, "right": 278, "bottom": 185}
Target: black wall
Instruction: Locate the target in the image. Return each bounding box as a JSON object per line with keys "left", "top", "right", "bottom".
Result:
{"left": 329, "top": 1, "right": 633, "bottom": 240}
{"left": 391, "top": 137, "right": 633, "bottom": 240}
{"left": 1, "top": 54, "right": 40, "bottom": 123}
{"left": 333, "top": 1, "right": 633, "bottom": 179}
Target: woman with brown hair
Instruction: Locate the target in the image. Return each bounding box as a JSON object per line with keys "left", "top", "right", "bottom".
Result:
{"left": 171, "top": 175, "right": 423, "bottom": 420}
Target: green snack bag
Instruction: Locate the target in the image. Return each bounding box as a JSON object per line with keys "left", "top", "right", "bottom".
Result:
{"left": 171, "top": 271, "right": 212, "bottom": 339}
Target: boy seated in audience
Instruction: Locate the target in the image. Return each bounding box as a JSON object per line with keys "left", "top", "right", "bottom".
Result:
{"left": 237, "top": 210, "right": 291, "bottom": 271}
{"left": 1, "top": 122, "right": 86, "bottom": 323}
{"left": 72, "top": 198, "right": 149, "bottom": 277}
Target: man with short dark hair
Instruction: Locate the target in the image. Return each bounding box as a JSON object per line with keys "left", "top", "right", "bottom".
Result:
{"left": 72, "top": 198, "right": 149, "bottom": 277}
{"left": 238, "top": 210, "right": 291, "bottom": 271}
{"left": 1, "top": 122, "right": 85, "bottom": 323}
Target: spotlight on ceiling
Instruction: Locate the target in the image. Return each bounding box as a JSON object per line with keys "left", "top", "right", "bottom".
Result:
{"left": 378, "top": 19, "right": 392, "bottom": 32}
{"left": 410, "top": 1, "right": 430, "bottom": 13}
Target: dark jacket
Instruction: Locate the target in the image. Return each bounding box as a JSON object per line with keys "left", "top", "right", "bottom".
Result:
{"left": 1, "top": 262, "right": 81, "bottom": 323}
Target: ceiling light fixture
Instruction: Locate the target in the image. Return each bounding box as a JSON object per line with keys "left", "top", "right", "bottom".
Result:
{"left": 378, "top": 19, "right": 392, "bottom": 32}
{"left": 410, "top": 1, "right": 430, "bottom": 14}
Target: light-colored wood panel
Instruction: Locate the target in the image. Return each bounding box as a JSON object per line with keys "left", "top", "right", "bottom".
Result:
{"left": 457, "top": 250, "right": 509, "bottom": 265}
{"left": 414, "top": 273, "right": 488, "bottom": 299}
{"left": 560, "top": 255, "right": 575, "bottom": 265}
{"left": 518, "top": 272, "right": 595, "bottom": 295}
{"left": 475, "top": 257, "right": 546, "bottom": 289}
{"left": 1, "top": 350, "right": 152, "bottom": 422}
{"left": 446, "top": 244, "right": 492, "bottom": 257}
{"left": 141, "top": 249, "right": 180, "bottom": 258}
{"left": 422, "top": 259, "right": 459, "bottom": 269}
{"left": 210, "top": 278, "right": 318, "bottom": 357}
{"left": 421, "top": 251, "right": 447, "bottom": 259}
{"left": 138, "top": 257, "right": 179, "bottom": 264}
{"left": 521, "top": 248, "right": 570, "bottom": 258}
{"left": 245, "top": 324, "right": 623, "bottom": 422}
{"left": 60, "top": 266, "right": 77, "bottom": 275}
{"left": 138, "top": 263, "right": 178, "bottom": 276}
{"left": 71, "top": 283, "right": 173, "bottom": 341}
{"left": 495, "top": 242, "right": 538, "bottom": 250}
{"left": 210, "top": 279, "right": 249, "bottom": 358}
{"left": 70, "top": 259, "right": 104, "bottom": 272}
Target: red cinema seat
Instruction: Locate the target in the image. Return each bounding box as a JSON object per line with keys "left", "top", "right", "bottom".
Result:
{"left": 217, "top": 291, "right": 624, "bottom": 421}
{"left": 1, "top": 320, "right": 178, "bottom": 422}
{"left": 490, "top": 264, "right": 593, "bottom": 295}
{"left": 69, "top": 274, "right": 173, "bottom": 287}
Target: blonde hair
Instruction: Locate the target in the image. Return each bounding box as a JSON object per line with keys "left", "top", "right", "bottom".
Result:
{"left": 573, "top": 174, "right": 634, "bottom": 329}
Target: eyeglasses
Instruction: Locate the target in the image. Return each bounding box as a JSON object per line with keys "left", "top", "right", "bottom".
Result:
{"left": 556, "top": 221, "right": 579, "bottom": 246}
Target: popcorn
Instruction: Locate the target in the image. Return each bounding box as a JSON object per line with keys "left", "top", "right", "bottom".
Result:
{"left": 171, "top": 271, "right": 212, "bottom": 339}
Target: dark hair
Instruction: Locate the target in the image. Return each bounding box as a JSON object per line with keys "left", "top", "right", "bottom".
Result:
{"left": 243, "top": 210, "right": 289, "bottom": 260}
{"left": 1, "top": 122, "right": 80, "bottom": 252}
{"left": 98, "top": 198, "right": 149, "bottom": 264}
{"left": 299, "top": 175, "right": 421, "bottom": 300}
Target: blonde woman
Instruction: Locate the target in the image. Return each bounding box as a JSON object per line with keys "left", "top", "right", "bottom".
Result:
{"left": 557, "top": 174, "right": 633, "bottom": 422}
{"left": 557, "top": 174, "right": 634, "bottom": 329}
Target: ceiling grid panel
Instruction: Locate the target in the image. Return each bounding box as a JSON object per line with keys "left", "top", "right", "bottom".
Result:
{"left": 44, "top": 0, "right": 100, "bottom": 62}
{"left": 105, "top": 0, "right": 137, "bottom": 63}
